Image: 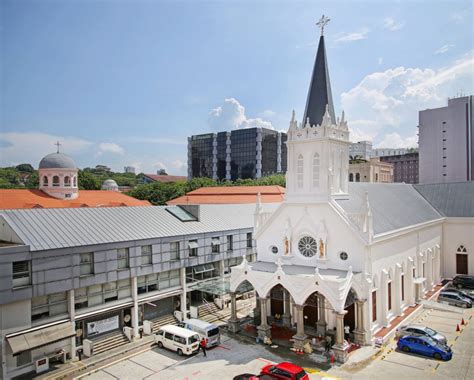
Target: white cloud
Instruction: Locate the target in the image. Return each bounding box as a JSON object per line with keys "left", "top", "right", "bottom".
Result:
{"left": 435, "top": 44, "right": 454, "bottom": 55}
{"left": 259, "top": 110, "right": 276, "bottom": 118}
{"left": 97, "top": 142, "right": 125, "bottom": 156}
{"left": 335, "top": 28, "right": 369, "bottom": 43}
{"left": 171, "top": 159, "right": 186, "bottom": 171}
{"left": 341, "top": 54, "right": 473, "bottom": 147}
{"left": 153, "top": 161, "right": 168, "bottom": 172}
{"left": 383, "top": 17, "right": 405, "bottom": 31}
{"left": 376, "top": 132, "right": 418, "bottom": 149}
{"left": 208, "top": 98, "right": 273, "bottom": 131}
{"left": 0, "top": 132, "right": 93, "bottom": 168}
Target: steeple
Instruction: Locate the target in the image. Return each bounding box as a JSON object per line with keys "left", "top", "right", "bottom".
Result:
{"left": 303, "top": 15, "right": 336, "bottom": 127}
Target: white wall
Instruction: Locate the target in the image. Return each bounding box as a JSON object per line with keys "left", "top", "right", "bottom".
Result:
{"left": 443, "top": 218, "right": 474, "bottom": 278}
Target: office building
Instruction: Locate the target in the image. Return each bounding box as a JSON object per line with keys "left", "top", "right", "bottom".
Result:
{"left": 418, "top": 95, "right": 473, "bottom": 184}
{"left": 124, "top": 166, "right": 136, "bottom": 174}
{"left": 380, "top": 152, "right": 419, "bottom": 184}
{"left": 349, "top": 141, "right": 373, "bottom": 160}
{"left": 187, "top": 128, "right": 287, "bottom": 181}
{"left": 373, "top": 148, "right": 408, "bottom": 157}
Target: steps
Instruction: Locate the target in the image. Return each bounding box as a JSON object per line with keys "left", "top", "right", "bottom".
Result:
{"left": 151, "top": 314, "right": 179, "bottom": 333}
{"left": 198, "top": 301, "right": 221, "bottom": 318}
{"left": 91, "top": 331, "right": 129, "bottom": 355}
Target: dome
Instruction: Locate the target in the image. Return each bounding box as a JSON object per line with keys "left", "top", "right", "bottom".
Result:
{"left": 39, "top": 152, "right": 76, "bottom": 169}
{"left": 102, "top": 179, "right": 119, "bottom": 191}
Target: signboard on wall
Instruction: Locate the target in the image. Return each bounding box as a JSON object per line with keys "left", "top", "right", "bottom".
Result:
{"left": 87, "top": 315, "right": 119, "bottom": 336}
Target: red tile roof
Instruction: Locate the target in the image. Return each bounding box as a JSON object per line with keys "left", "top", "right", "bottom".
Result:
{"left": 143, "top": 174, "right": 187, "bottom": 183}
{"left": 0, "top": 189, "right": 151, "bottom": 209}
{"left": 167, "top": 186, "right": 286, "bottom": 205}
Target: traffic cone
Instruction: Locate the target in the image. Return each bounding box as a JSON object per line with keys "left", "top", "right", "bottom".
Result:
{"left": 456, "top": 324, "right": 460, "bottom": 332}
{"left": 461, "top": 318, "right": 465, "bottom": 326}
{"left": 330, "top": 353, "right": 335, "bottom": 364}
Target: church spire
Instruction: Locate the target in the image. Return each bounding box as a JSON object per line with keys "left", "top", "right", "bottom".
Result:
{"left": 303, "top": 15, "right": 336, "bottom": 127}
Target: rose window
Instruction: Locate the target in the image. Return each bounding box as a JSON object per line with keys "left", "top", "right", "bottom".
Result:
{"left": 298, "top": 236, "right": 318, "bottom": 257}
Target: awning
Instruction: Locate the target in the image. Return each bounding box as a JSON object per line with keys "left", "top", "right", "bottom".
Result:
{"left": 188, "top": 241, "right": 199, "bottom": 249}
{"left": 211, "top": 237, "right": 220, "bottom": 245}
{"left": 7, "top": 321, "right": 74, "bottom": 356}
{"left": 193, "top": 264, "right": 215, "bottom": 274}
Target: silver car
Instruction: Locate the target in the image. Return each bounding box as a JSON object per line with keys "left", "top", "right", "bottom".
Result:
{"left": 438, "top": 291, "right": 472, "bottom": 308}
{"left": 395, "top": 325, "right": 447, "bottom": 345}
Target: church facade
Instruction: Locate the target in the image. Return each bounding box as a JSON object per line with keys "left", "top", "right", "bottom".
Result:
{"left": 229, "top": 18, "right": 447, "bottom": 362}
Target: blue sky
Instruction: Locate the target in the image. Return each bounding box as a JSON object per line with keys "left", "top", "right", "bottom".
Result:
{"left": 1, "top": 0, "right": 473, "bottom": 174}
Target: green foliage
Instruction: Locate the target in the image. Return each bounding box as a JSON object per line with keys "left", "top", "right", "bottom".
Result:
{"left": 0, "top": 167, "right": 21, "bottom": 188}
{"left": 16, "top": 163, "right": 34, "bottom": 173}
{"left": 78, "top": 170, "right": 100, "bottom": 190}
{"left": 349, "top": 155, "right": 368, "bottom": 164}
{"left": 25, "top": 172, "right": 39, "bottom": 188}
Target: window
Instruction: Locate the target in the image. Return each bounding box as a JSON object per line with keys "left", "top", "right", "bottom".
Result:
{"left": 43, "top": 176, "right": 48, "bottom": 186}
{"left": 117, "top": 248, "right": 130, "bottom": 269}
{"left": 80, "top": 253, "right": 94, "bottom": 275}
{"left": 372, "top": 290, "right": 377, "bottom": 322}
{"left": 64, "top": 176, "right": 71, "bottom": 186}
{"left": 349, "top": 173, "right": 354, "bottom": 182}
{"left": 138, "top": 270, "right": 180, "bottom": 294}
{"left": 165, "top": 332, "right": 173, "bottom": 340}
{"left": 246, "top": 233, "right": 253, "bottom": 248}
{"left": 170, "top": 241, "right": 180, "bottom": 260}
{"left": 388, "top": 281, "right": 392, "bottom": 310}
{"left": 355, "top": 173, "right": 360, "bottom": 182}
{"left": 141, "top": 245, "right": 152, "bottom": 266}
{"left": 226, "top": 235, "right": 233, "bottom": 251}
{"left": 52, "top": 175, "right": 60, "bottom": 186}
{"left": 12, "top": 260, "right": 31, "bottom": 287}
{"left": 211, "top": 237, "right": 220, "bottom": 253}
{"left": 457, "top": 245, "right": 467, "bottom": 253}
{"left": 297, "top": 154, "right": 303, "bottom": 188}
{"left": 312, "top": 152, "right": 320, "bottom": 187}
{"left": 73, "top": 176, "right": 77, "bottom": 187}
{"left": 188, "top": 240, "right": 198, "bottom": 257}
{"left": 375, "top": 173, "right": 379, "bottom": 182}
{"left": 16, "top": 351, "right": 31, "bottom": 367}
{"left": 401, "top": 274, "right": 405, "bottom": 301}
{"left": 31, "top": 292, "right": 68, "bottom": 321}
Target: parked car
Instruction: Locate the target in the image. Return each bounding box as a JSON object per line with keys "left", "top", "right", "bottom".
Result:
{"left": 260, "top": 362, "right": 309, "bottom": 380}
{"left": 397, "top": 335, "right": 452, "bottom": 361}
{"left": 438, "top": 291, "right": 472, "bottom": 308}
{"left": 395, "top": 325, "right": 447, "bottom": 345}
{"left": 444, "top": 286, "right": 474, "bottom": 301}
{"left": 452, "top": 275, "right": 474, "bottom": 290}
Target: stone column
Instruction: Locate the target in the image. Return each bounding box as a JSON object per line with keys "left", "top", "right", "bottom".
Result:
{"left": 131, "top": 276, "right": 139, "bottom": 339}
{"left": 292, "top": 304, "right": 307, "bottom": 350}
{"left": 332, "top": 311, "right": 348, "bottom": 362}
{"left": 282, "top": 289, "right": 292, "bottom": 327}
{"left": 407, "top": 259, "right": 416, "bottom": 306}
{"left": 316, "top": 294, "right": 327, "bottom": 336}
{"left": 68, "top": 289, "right": 77, "bottom": 360}
{"left": 353, "top": 299, "right": 368, "bottom": 345}
{"left": 228, "top": 292, "right": 240, "bottom": 333}
{"left": 253, "top": 297, "right": 261, "bottom": 325}
{"left": 426, "top": 250, "right": 433, "bottom": 290}
{"left": 180, "top": 267, "right": 187, "bottom": 317}
{"left": 257, "top": 297, "right": 271, "bottom": 341}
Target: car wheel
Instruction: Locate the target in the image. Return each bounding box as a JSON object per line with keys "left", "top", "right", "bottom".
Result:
{"left": 177, "top": 348, "right": 183, "bottom": 356}
{"left": 434, "top": 353, "right": 442, "bottom": 360}
{"left": 157, "top": 341, "right": 163, "bottom": 348}
{"left": 402, "top": 346, "right": 410, "bottom": 353}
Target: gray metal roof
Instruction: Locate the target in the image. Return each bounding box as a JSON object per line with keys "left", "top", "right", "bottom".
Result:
{"left": 38, "top": 152, "right": 76, "bottom": 169}
{"left": 414, "top": 182, "right": 474, "bottom": 217}
{"left": 336, "top": 183, "right": 442, "bottom": 235}
{"left": 0, "top": 204, "right": 278, "bottom": 252}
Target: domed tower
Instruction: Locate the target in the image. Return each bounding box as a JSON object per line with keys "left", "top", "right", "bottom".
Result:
{"left": 101, "top": 179, "right": 119, "bottom": 191}
{"left": 38, "top": 144, "right": 79, "bottom": 199}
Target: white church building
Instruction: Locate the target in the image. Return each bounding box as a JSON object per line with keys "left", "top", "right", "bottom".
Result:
{"left": 229, "top": 17, "right": 470, "bottom": 362}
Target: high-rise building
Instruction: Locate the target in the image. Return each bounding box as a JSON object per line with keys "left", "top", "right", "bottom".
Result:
{"left": 349, "top": 141, "right": 373, "bottom": 160}
{"left": 372, "top": 148, "right": 408, "bottom": 157}
{"left": 418, "top": 95, "right": 473, "bottom": 184}
{"left": 124, "top": 166, "right": 135, "bottom": 174}
{"left": 187, "top": 128, "right": 287, "bottom": 181}
{"left": 380, "top": 152, "right": 419, "bottom": 184}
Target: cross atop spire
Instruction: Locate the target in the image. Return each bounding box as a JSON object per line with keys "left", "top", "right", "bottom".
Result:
{"left": 54, "top": 141, "right": 62, "bottom": 153}
{"left": 316, "top": 14, "right": 330, "bottom": 36}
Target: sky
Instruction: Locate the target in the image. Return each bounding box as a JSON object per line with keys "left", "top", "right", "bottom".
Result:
{"left": 1, "top": 0, "right": 473, "bottom": 175}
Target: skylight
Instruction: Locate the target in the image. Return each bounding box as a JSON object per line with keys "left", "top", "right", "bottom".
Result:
{"left": 165, "top": 206, "right": 198, "bottom": 222}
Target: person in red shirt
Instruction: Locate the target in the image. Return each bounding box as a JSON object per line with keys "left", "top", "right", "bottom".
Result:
{"left": 198, "top": 337, "right": 207, "bottom": 357}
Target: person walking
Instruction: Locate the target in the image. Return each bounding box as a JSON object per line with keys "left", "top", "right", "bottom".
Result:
{"left": 325, "top": 335, "right": 332, "bottom": 352}
{"left": 198, "top": 337, "right": 207, "bottom": 357}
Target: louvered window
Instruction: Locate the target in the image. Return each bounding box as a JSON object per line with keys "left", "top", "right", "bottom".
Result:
{"left": 117, "top": 248, "right": 129, "bottom": 269}
{"left": 80, "top": 253, "right": 93, "bottom": 275}
{"left": 141, "top": 245, "right": 152, "bottom": 265}
{"left": 12, "top": 261, "right": 31, "bottom": 288}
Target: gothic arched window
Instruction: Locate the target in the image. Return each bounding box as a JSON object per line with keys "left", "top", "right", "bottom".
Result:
{"left": 64, "top": 176, "right": 71, "bottom": 187}
{"left": 52, "top": 176, "right": 60, "bottom": 187}
{"left": 73, "top": 176, "right": 77, "bottom": 187}
{"left": 312, "top": 152, "right": 320, "bottom": 187}
{"left": 457, "top": 245, "right": 467, "bottom": 253}
{"left": 43, "top": 176, "right": 49, "bottom": 187}
{"left": 349, "top": 173, "right": 354, "bottom": 182}
{"left": 297, "top": 154, "right": 303, "bottom": 188}
{"left": 355, "top": 173, "right": 360, "bottom": 182}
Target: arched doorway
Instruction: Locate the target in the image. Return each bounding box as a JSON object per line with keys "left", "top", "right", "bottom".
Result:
{"left": 303, "top": 292, "right": 319, "bottom": 328}
{"left": 344, "top": 289, "right": 357, "bottom": 333}
{"left": 269, "top": 284, "right": 284, "bottom": 317}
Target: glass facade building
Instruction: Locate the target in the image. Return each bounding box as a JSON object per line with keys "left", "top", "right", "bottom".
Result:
{"left": 188, "top": 127, "right": 287, "bottom": 180}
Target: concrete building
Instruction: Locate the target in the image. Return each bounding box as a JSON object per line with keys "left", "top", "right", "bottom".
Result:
{"left": 0, "top": 203, "right": 270, "bottom": 378}
{"left": 349, "top": 141, "right": 373, "bottom": 161}
{"left": 124, "top": 166, "right": 136, "bottom": 174}
{"left": 373, "top": 148, "right": 408, "bottom": 157}
{"left": 187, "top": 128, "right": 287, "bottom": 181}
{"left": 348, "top": 158, "right": 393, "bottom": 183}
{"left": 419, "top": 95, "right": 473, "bottom": 184}
{"left": 380, "top": 152, "right": 419, "bottom": 184}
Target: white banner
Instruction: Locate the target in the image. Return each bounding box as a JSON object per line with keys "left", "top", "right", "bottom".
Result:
{"left": 87, "top": 315, "right": 119, "bottom": 336}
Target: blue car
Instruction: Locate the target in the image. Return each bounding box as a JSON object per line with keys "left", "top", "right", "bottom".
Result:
{"left": 397, "top": 335, "right": 452, "bottom": 360}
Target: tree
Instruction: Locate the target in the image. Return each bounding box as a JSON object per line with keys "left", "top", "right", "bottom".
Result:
{"left": 78, "top": 170, "right": 100, "bottom": 190}
{"left": 16, "top": 163, "right": 34, "bottom": 173}
{"left": 25, "top": 172, "right": 39, "bottom": 188}
{"left": 349, "top": 155, "right": 368, "bottom": 164}
{"left": 157, "top": 169, "right": 168, "bottom": 175}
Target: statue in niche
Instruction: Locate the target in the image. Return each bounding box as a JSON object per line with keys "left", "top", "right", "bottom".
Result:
{"left": 319, "top": 238, "right": 325, "bottom": 258}
{"left": 283, "top": 217, "right": 292, "bottom": 256}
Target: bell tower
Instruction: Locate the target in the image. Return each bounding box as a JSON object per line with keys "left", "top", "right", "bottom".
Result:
{"left": 285, "top": 16, "right": 350, "bottom": 203}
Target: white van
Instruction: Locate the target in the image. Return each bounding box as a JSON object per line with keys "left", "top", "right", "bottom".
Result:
{"left": 179, "top": 319, "right": 220, "bottom": 348}
{"left": 154, "top": 324, "right": 200, "bottom": 356}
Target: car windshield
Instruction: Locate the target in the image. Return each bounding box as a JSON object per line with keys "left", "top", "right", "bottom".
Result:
{"left": 188, "top": 334, "right": 200, "bottom": 344}
{"left": 425, "top": 327, "right": 436, "bottom": 335}
{"left": 295, "top": 370, "right": 307, "bottom": 379}
{"left": 208, "top": 327, "right": 219, "bottom": 337}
